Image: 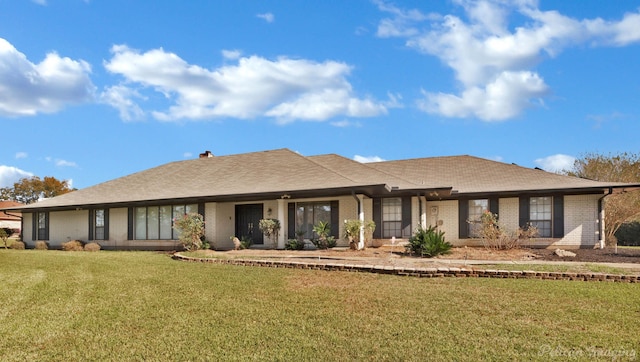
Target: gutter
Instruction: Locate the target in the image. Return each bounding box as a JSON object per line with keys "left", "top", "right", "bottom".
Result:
{"left": 596, "top": 187, "right": 613, "bottom": 249}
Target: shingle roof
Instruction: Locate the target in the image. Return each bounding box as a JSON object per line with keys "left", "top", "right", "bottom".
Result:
{"left": 368, "top": 155, "right": 629, "bottom": 195}
{"left": 2, "top": 149, "right": 633, "bottom": 212}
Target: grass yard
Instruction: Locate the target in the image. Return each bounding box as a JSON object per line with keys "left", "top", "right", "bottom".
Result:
{"left": 0, "top": 250, "right": 638, "bottom": 361}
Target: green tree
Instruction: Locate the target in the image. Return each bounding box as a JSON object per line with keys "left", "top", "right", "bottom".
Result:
{"left": 565, "top": 152, "right": 640, "bottom": 244}
{"left": 0, "top": 176, "right": 73, "bottom": 204}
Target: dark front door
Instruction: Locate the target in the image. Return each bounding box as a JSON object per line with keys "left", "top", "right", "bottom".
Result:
{"left": 235, "top": 204, "right": 264, "bottom": 245}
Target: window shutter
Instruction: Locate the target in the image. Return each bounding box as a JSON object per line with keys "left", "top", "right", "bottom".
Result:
{"left": 372, "top": 198, "right": 381, "bottom": 239}
{"left": 519, "top": 197, "right": 529, "bottom": 229}
{"left": 127, "top": 207, "right": 134, "bottom": 240}
{"left": 489, "top": 197, "right": 499, "bottom": 216}
{"left": 553, "top": 196, "right": 564, "bottom": 238}
{"left": 104, "top": 209, "right": 110, "bottom": 240}
{"left": 458, "top": 200, "right": 469, "bottom": 239}
{"left": 287, "top": 203, "right": 295, "bottom": 239}
{"left": 32, "top": 212, "right": 37, "bottom": 241}
{"left": 88, "top": 210, "right": 94, "bottom": 241}
{"left": 401, "top": 196, "right": 412, "bottom": 238}
{"left": 330, "top": 200, "right": 339, "bottom": 238}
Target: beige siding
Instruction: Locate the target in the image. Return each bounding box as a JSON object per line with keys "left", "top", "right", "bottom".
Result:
{"left": 215, "top": 202, "right": 236, "bottom": 249}
{"left": 499, "top": 198, "right": 520, "bottom": 234}
{"left": 108, "top": 208, "right": 128, "bottom": 243}
{"left": 204, "top": 202, "right": 218, "bottom": 247}
{"left": 23, "top": 213, "right": 33, "bottom": 243}
{"left": 426, "top": 200, "right": 459, "bottom": 244}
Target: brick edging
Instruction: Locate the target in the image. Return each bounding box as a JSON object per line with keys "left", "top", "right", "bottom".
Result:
{"left": 171, "top": 254, "right": 639, "bottom": 283}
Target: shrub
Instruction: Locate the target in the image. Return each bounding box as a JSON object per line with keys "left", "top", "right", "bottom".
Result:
{"left": 311, "top": 221, "right": 336, "bottom": 249}
{"left": 615, "top": 221, "right": 640, "bottom": 246}
{"left": 240, "top": 236, "right": 253, "bottom": 250}
{"left": 285, "top": 239, "right": 305, "bottom": 250}
{"left": 62, "top": 240, "right": 85, "bottom": 251}
{"left": 343, "top": 219, "right": 376, "bottom": 250}
{"left": 173, "top": 213, "right": 205, "bottom": 251}
{"left": 405, "top": 225, "right": 451, "bottom": 258}
{"left": 258, "top": 218, "right": 281, "bottom": 249}
{"left": 9, "top": 241, "right": 25, "bottom": 250}
{"left": 35, "top": 241, "right": 49, "bottom": 250}
{"left": 84, "top": 242, "right": 101, "bottom": 252}
{"left": 472, "top": 211, "right": 538, "bottom": 250}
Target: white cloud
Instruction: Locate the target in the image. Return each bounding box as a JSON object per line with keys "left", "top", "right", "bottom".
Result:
{"left": 221, "top": 49, "right": 242, "bottom": 60}
{"left": 376, "top": 1, "right": 640, "bottom": 121}
{"left": 0, "top": 165, "right": 32, "bottom": 188}
{"left": 104, "top": 45, "right": 388, "bottom": 122}
{"left": 354, "top": 155, "right": 385, "bottom": 163}
{"left": 100, "top": 85, "right": 146, "bottom": 121}
{"left": 15, "top": 152, "right": 27, "bottom": 159}
{"left": 257, "top": 12, "right": 275, "bottom": 23}
{"left": 330, "top": 120, "right": 362, "bottom": 128}
{"left": 534, "top": 154, "right": 576, "bottom": 173}
{"left": 55, "top": 159, "right": 78, "bottom": 168}
{"left": 419, "top": 71, "right": 548, "bottom": 121}
{"left": 0, "top": 38, "right": 95, "bottom": 117}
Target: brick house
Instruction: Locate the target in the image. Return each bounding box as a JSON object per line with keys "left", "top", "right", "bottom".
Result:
{"left": 2, "top": 149, "right": 637, "bottom": 250}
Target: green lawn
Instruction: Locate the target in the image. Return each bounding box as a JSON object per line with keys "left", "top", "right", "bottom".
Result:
{"left": 1, "top": 250, "right": 638, "bottom": 361}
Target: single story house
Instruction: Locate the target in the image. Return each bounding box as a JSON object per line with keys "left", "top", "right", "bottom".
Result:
{"left": 2, "top": 148, "right": 638, "bottom": 250}
{"left": 0, "top": 201, "right": 22, "bottom": 236}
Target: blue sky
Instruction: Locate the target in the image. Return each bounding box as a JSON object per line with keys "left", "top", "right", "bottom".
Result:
{"left": 1, "top": 0, "right": 640, "bottom": 190}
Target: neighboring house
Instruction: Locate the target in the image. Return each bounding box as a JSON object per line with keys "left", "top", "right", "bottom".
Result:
{"left": 1, "top": 149, "right": 638, "bottom": 250}
{"left": 0, "top": 201, "right": 23, "bottom": 236}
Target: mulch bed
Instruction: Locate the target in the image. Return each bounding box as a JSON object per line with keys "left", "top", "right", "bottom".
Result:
{"left": 532, "top": 247, "right": 640, "bottom": 264}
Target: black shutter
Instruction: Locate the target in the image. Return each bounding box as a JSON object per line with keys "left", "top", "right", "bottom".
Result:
{"left": 127, "top": 207, "right": 134, "bottom": 240}
{"left": 519, "top": 197, "right": 530, "bottom": 229}
{"left": 372, "top": 198, "right": 381, "bottom": 239}
{"left": 32, "top": 212, "right": 37, "bottom": 241}
{"left": 553, "top": 196, "right": 564, "bottom": 238}
{"left": 104, "top": 209, "right": 110, "bottom": 240}
{"left": 458, "top": 200, "right": 469, "bottom": 239}
{"left": 287, "top": 202, "right": 295, "bottom": 239}
{"left": 330, "top": 200, "right": 339, "bottom": 238}
{"left": 88, "top": 210, "right": 94, "bottom": 241}
{"left": 401, "top": 196, "right": 412, "bottom": 238}
{"left": 489, "top": 197, "right": 499, "bottom": 216}
{"left": 198, "top": 203, "right": 205, "bottom": 218}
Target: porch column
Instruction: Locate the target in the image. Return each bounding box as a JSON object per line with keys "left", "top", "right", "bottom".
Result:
{"left": 358, "top": 194, "right": 365, "bottom": 250}
{"left": 420, "top": 196, "right": 428, "bottom": 228}
{"left": 277, "top": 198, "right": 286, "bottom": 249}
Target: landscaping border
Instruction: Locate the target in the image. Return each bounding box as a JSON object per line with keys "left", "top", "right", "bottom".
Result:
{"left": 172, "top": 253, "right": 639, "bottom": 283}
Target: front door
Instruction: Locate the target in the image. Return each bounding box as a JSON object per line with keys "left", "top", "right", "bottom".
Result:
{"left": 235, "top": 204, "right": 264, "bottom": 245}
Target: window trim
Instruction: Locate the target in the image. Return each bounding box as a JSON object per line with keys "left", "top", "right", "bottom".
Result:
{"left": 382, "top": 197, "right": 402, "bottom": 238}
{"left": 89, "top": 208, "right": 109, "bottom": 241}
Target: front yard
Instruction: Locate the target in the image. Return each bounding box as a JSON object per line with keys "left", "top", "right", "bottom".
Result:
{"left": 1, "top": 250, "right": 638, "bottom": 360}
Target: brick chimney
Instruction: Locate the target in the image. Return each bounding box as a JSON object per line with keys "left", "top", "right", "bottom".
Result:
{"left": 199, "top": 150, "right": 214, "bottom": 158}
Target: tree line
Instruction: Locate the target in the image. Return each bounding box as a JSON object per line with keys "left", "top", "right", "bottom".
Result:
{"left": 0, "top": 176, "right": 73, "bottom": 204}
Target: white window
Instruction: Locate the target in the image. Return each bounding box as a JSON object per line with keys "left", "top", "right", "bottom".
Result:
{"left": 382, "top": 198, "right": 402, "bottom": 238}
{"left": 468, "top": 199, "right": 488, "bottom": 237}
{"left": 135, "top": 204, "right": 198, "bottom": 240}
{"left": 94, "top": 209, "right": 105, "bottom": 240}
{"left": 530, "top": 197, "right": 552, "bottom": 237}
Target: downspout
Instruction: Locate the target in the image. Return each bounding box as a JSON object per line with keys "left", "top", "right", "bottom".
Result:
{"left": 351, "top": 192, "right": 365, "bottom": 250}
{"left": 596, "top": 187, "right": 612, "bottom": 250}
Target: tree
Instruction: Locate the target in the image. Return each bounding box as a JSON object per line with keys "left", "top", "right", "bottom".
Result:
{"left": 0, "top": 176, "right": 73, "bottom": 204}
{"left": 565, "top": 152, "right": 640, "bottom": 245}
